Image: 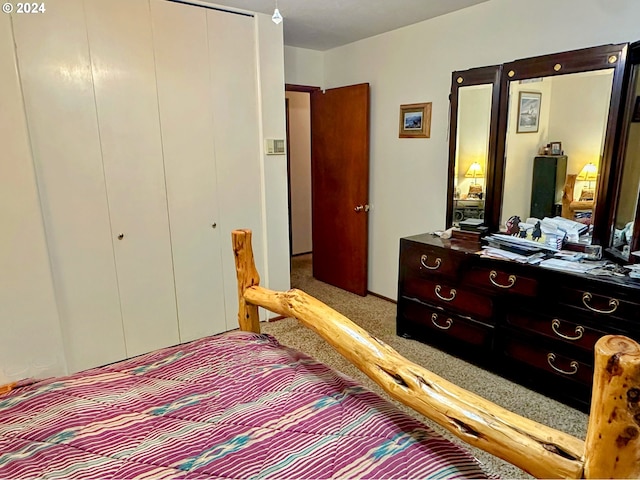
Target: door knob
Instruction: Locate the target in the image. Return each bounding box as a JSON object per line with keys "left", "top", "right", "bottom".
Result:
{"left": 117, "top": 233, "right": 124, "bottom": 240}
{"left": 354, "top": 204, "right": 370, "bottom": 213}
{"left": 211, "top": 223, "right": 217, "bottom": 229}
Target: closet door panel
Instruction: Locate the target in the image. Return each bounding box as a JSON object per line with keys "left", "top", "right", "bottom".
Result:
{"left": 150, "top": 0, "right": 226, "bottom": 342}
{"left": 207, "top": 11, "right": 265, "bottom": 330}
{"left": 85, "top": 0, "right": 179, "bottom": 356}
{"left": 11, "top": 0, "right": 126, "bottom": 372}
{"left": 1, "top": 13, "right": 66, "bottom": 379}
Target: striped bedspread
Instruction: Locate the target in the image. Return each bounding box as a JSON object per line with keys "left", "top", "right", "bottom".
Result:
{"left": 0, "top": 331, "right": 492, "bottom": 479}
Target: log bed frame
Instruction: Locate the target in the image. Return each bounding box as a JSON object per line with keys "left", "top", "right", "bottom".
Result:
{"left": 232, "top": 229, "right": 640, "bottom": 479}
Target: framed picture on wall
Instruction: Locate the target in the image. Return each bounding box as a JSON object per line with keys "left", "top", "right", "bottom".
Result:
{"left": 399, "top": 102, "right": 431, "bottom": 138}
{"left": 516, "top": 91, "right": 542, "bottom": 133}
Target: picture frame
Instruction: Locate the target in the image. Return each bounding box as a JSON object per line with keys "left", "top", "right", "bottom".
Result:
{"left": 399, "top": 102, "right": 431, "bottom": 138}
{"left": 550, "top": 141, "right": 562, "bottom": 155}
{"left": 516, "top": 91, "right": 541, "bottom": 133}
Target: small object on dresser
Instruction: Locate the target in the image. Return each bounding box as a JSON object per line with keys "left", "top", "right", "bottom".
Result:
{"left": 459, "top": 218, "right": 487, "bottom": 232}
{"left": 451, "top": 228, "right": 482, "bottom": 242}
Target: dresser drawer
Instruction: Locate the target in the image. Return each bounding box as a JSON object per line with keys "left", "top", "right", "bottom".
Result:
{"left": 401, "top": 242, "right": 466, "bottom": 281}
{"left": 402, "top": 300, "right": 493, "bottom": 348}
{"left": 506, "top": 310, "right": 607, "bottom": 353}
{"left": 464, "top": 266, "right": 538, "bottom": 296}
{"left": 502, "top": 337, "right": 593, "bottom": 386}
{"left": 402, "top": 276, "right": 494, "bottom": 320}
{"left": 554, "top": 286, "right": 640, "bottom": 324}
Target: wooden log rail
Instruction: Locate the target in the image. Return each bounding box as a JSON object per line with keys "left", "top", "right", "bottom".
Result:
{"left": 232, "top": 229, "right": 640, "bottom": 479}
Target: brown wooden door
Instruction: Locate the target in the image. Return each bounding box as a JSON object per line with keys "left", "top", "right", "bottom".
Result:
{"left": 311, "top": 83, "right": 370, "bottom": 296}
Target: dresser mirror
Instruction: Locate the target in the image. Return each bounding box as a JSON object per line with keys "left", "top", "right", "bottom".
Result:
{"left": 446, "top": 65, "right": 501, "bottom": 227}
{"left": 493, "top": 44, "right": 628, "bottom": 244}
{"left": 609, "top": 41, "right": 640, "bottom": 261}
{"left": 499, "top": 68, "right": 615, "bottom": 234}
{"left": 447, "top": 43, "right": 631, "bottom": 250}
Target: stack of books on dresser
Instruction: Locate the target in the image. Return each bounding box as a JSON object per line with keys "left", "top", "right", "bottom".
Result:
{"left": 453, "top": 219, "right": 488, "bottom": 242}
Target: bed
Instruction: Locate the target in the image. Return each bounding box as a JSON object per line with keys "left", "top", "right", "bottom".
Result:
{"left": 1, "top": 229, "right": 639, "bottom": 479}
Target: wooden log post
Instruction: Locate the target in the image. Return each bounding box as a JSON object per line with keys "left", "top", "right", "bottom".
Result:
{"left": 584, "top": 335, "right": 640, "bottom": 479}
{"left": 241, "top": 285, "right": 586, "bottom": 479}
{"left": 232, "top": 229, "right": 261, "bottom": 333}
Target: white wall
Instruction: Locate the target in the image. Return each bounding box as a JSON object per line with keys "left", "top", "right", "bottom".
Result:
{"left": 255, "top": 13, "right": 291, "bottom": 299}
{"left": 286, "top": 91, "right": 313, "bottom": 254}
{"left": 284, "top": 46, "right": 324, "bottom": 87}
{"left": 548, "top": 71, "right": 613, "bottom": 197}
{"left": 0, "top": 14, "right": 66, "bottom": 382}
{"left": 311, "top": 0, "right": 640, "bottom": 299}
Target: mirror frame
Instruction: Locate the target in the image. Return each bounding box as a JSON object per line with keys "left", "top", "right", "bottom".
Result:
{"left": 608, "top": 40, "right": 640, "bottom": 260}
{"left": 446, "top": 65, "right": 502, "bottom": 229}
{"left": 492, "top": 43, "right": 629, "bottom": 243}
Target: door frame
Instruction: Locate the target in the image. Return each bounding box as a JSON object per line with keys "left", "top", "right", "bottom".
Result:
{"left": 285, "top": 84, "right": 320, "bottom": 261}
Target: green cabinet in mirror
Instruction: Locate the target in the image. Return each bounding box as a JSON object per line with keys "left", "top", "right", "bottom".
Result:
{"left": 446, "top": 66, "right": 501, "bottom": 228}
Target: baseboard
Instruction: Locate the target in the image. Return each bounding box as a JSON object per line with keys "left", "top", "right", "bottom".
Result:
{"left": 367, "top": 291, "right": 396, "bottom": 304}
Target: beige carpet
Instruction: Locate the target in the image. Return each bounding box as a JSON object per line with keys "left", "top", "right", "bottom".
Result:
{"left": 262, "top": 254, "right": 589, "bottom": 479}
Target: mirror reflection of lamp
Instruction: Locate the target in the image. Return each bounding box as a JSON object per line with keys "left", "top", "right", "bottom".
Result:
{"left": 576, "top": 162, "right": 598, "bottom": 202}
{"left": 464, "top": 161, "right": 484, "bottom": 184}
{"left": 577, "top": 162, "right": 598, "bottom": 189}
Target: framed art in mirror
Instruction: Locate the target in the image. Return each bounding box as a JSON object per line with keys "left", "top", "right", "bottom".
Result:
{"left": 516, "top": 91, "right": 541, "bottom": 133}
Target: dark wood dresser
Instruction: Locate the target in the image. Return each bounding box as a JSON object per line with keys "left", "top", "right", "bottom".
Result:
{"left": 397, "top": 233, "right": 640, "bottom": 412}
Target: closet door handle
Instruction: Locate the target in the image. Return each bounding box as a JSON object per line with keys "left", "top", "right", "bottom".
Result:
{"left": 117, "top": 233, "right": 124, "bottom": 240}
{"left": 547, "top": 353, "right": 579, "bottom": 376}
{"left": 551, "top": 319, "right": 584, "bottom": 341}
{"left": 489, "top": 270, "right": 516, "bottom": 289}
{"left": 431, "top": 313, "right": 453, "bottom": 330}
{"left": 582, "top": 292, "right": 619, "bottom": 314}
{"left": 435, "top": 285, "right": 456, "bottom": 302}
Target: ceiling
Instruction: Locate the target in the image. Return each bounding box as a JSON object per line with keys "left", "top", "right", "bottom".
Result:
{"left": 204, "top": 0, "right": 489, "bottom": 51}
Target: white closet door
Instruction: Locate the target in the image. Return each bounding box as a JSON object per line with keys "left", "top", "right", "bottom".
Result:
{"left": 85, "top": 0, "right": 179, "bottom": 356}
{"left": 150, "top": 0, "right": 226, "bottom": 342}
{"left": 0, "top": 13, "right": 66, "bottom": 379}
{"left": 11, "top": 0, "right": 126, "bottom": 372}
{"left": 207, "top": 10, "right": 265, "bottom": 331}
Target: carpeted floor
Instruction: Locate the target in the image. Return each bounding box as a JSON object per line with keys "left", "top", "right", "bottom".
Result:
{"left": 262, "top": 254, "right": 589, "bottom": 479}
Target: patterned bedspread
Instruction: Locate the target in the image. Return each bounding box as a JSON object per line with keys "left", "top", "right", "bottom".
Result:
{"left": 0, "top": 331, "right": 492, "bottom": 479}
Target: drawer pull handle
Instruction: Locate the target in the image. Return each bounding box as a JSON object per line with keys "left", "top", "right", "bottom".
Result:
{"left": 435, "top": 285, "right": 456, "bottom": 302}
{"left": 551, "top": 319, "right": 584, "bottom": 341}
{"left": 431, "top": 313, "right": 453, "bottom": 330}
{"left": 582, "top": 292, "right": 619, "bottom": 314}
{"left": 547, "top": 353, "right": 579, "bottom": 376}
{"left": 489, "top": 270, "right": 516, "bottom": 289}
{"left": 420, "top": 255, "right": 442, "bottom": 270}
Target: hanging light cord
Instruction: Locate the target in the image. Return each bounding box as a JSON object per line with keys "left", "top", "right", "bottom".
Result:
{"left": 272, "top": 0, "right": 283, "bottom": 24}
